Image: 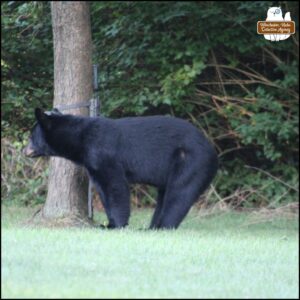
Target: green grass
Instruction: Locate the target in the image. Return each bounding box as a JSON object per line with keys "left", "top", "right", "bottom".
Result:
{"left": 2, "top": 206, "right": 299, "bottom": 298}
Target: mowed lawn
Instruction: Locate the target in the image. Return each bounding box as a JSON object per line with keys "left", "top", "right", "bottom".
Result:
{"left": 2, "top": 206, "right": 299, "bottom": 299}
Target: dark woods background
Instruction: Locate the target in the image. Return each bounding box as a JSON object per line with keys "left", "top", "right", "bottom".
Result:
{"left": 1, "top": 1, "right": 299, "bottom": 209}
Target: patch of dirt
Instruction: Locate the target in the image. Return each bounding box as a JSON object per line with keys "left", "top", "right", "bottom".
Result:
{"left": 22, "top": 207, "right": 95, "bottom": 228}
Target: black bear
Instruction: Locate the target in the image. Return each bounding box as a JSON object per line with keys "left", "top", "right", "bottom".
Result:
{"left": 24, "top": 108, "right": 218, "bottom": 229}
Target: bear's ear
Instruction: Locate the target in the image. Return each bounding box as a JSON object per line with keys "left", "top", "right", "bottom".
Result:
{"left": 35, "top": 108, "right": 51, "bottom": 130}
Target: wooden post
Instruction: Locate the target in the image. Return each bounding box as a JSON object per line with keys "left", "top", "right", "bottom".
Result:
{"left": 88, "top": 64, "right": 100, "bottom": 219}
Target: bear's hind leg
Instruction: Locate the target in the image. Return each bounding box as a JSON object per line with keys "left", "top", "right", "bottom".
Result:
{"left": 158, "top": 150, "right": 217, "bottom": 229}
{"left": 158, "top": 181, "right": 201, "bottom": 229}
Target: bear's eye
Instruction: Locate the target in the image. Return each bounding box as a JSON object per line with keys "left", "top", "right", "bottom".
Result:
{"left": 275, "top": 8, "right": 281, "bottom": 14}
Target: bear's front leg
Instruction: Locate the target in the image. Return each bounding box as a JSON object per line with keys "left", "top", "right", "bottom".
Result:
{"left": 88, "top": 160, "right": 130, "bottom": 229}
{"left": 104, "top": 175, "right": 130, "bottom": 228}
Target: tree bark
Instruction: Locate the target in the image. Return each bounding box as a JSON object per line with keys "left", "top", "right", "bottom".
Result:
{"left": 42, "top": 2, "right": 93, "bottom": 221}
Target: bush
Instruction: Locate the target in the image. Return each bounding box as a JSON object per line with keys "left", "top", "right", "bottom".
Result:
{"left": 1, "top": 137, "right": 49, "bottom": 206}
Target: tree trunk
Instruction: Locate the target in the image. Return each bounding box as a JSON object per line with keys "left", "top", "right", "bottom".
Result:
{"left": 42, "top": 2, "right": 93, "bottom": 221}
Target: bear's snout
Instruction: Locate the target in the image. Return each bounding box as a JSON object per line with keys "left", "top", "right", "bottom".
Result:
{"left": 23, "top": 141, "right": 36, "bottom": 157}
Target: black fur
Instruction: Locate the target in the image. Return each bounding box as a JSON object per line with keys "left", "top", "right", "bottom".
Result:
{"left": 24, "top": 108, "right": 218, "bottom": 229}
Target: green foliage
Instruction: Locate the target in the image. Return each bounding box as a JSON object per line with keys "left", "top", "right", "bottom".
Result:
{"left": 215, "top": 159, "right": 298, "bottom": 207}
{"left": 1, "top": 138, "right": 49, "bottom": 206}
{"left": 1, "top": 1, "right": 299, "bottom": 208}
{"left": 225, "top": 88, "right": 299, "bottom": 161}
{"left": 1, "top": 1, "right": 53, "bottom": 133}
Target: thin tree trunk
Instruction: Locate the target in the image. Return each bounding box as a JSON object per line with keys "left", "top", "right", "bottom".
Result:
{"left": 42, "top": 2, "right": 93, "bottom": 221}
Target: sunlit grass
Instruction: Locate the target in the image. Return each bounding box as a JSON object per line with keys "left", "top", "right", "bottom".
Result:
{"left": 2, "top": 206, "right": 299, "bottom": 298}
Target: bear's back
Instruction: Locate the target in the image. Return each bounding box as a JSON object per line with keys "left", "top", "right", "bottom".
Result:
{"left": 112, "top": 116, "right": 214, "bottom": 186}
